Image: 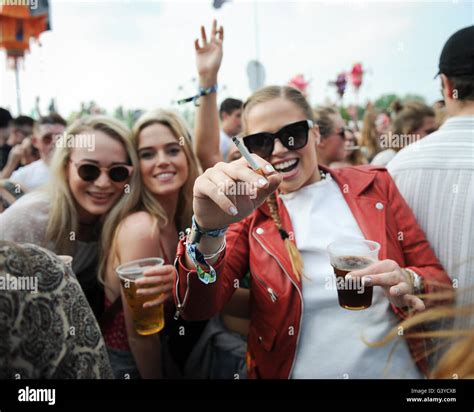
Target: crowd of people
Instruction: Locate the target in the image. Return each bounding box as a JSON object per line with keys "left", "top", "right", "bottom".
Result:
{"left": 0, "top": 22, "right": 472, "bottom": 380}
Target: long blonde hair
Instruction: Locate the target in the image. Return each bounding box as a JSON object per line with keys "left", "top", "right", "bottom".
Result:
{"left": 131, "top": 108, "right": 201, "bottom": 234}
{"left": 46, "top": 116, "right": 141, "bottom": 279}
{"left": 360, "top": 106, "right": 380, "bottom": 161}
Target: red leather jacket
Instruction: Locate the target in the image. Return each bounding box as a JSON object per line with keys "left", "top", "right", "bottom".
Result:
{"left": 173, "top": 165, "right": 452, "bottom": 379}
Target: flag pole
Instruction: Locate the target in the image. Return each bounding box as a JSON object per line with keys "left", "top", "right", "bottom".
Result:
{"left": 14, "top": 58, "right": 22, "bottom": 114}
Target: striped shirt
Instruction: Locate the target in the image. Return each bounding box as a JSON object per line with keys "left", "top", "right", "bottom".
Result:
{"left": 387, "top": 116, "right": 474, "bottom": 329}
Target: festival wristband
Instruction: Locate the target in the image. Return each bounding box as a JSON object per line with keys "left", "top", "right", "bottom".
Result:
{"left": 177, "top": 84, "right": 218, "bottom": 106}
{"left": 185, "top": 215, "right": 227, "bottom": 284}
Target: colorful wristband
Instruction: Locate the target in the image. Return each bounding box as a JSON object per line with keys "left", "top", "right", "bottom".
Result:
{"left": 177, "top": 84, "right": 218, "bottom": 106}
{"left": 185, "top": 215, "right": 227, "bottom": 284}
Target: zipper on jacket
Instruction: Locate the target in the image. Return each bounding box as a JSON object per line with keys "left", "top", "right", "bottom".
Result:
{"left": 252, "top": 271, "right": 279, "bottom": 302}
{"left": 173, "top": 256, "right": 191, "bottom": 320}
{"left": 252, "top": 231, "right": 304, "bottom": 378}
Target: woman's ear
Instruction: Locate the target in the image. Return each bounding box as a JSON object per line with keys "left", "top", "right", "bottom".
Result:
{"left": 311, "top": 124, "right": 321, "bottom": 145}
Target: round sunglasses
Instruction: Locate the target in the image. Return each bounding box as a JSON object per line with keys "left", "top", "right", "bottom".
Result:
{"left": 70, "top": 160, "right": 133, "bottom": 183}
{"left": 242, "top": 120, "right": 313, "bottom": 158}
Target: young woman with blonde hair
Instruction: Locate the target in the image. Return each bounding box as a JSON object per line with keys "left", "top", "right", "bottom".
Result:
{"left": 0, "top": 116, "right": 139, "bottom": 317}
{"left": 157, "top": 83, "right": 453, "bottom": 379}
{"left": 100, "top": 108, "right": 202, "bottom": 379}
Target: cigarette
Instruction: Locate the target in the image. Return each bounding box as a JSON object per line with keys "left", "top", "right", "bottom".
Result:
{"left": 231, "top": 136, "right": 264, "bottom": 174}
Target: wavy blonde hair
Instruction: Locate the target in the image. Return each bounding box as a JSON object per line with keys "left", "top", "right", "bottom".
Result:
{"left": 360, "top": 106, "right": 380, "bottom": 161}
{"left": 46, "top": 116, "right": 141, "bottom": 280}
{"left": 104, "top": 110, "right": 201, "bottom": 279}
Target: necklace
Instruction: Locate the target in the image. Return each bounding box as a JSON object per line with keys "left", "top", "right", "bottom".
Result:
{"left": 319, "top": 169, "right": 327, "bottom": 181}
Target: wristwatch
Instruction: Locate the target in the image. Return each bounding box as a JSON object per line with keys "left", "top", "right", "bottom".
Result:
{"left": 403, "top": 268, "right": 424, "bottom": 295}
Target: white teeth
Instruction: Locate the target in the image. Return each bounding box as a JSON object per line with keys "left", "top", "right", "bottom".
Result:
{"left": 157, "top": 172, "right": 174, "bottom": 179}
{"left": 274, "top": 159, "right": 297, "bottom": 171}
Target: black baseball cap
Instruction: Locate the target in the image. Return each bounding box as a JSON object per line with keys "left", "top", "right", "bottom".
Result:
{"left": 437, "top": 25, "right": 474, "bottom": 78}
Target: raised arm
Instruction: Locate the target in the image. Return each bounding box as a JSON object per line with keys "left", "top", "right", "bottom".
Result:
{"left": 194, "top": 20, "right": 225, "bottom": 171}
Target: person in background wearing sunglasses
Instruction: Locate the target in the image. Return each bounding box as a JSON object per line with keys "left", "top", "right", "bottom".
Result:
{"left": 0, "top": 116, "right": 140, "bottom": 323}
{"left": 8, "top": 113, "right": 68, "bottom": 191}
{"left": 330, "top": 127, "right": 368, "bottom": 169}
{"left": 313, "top": 105, "right": 347, "bottom": 167}
{"left": 155, "top": 83, "right": 453, "bottom": 379}
{"left": 371, "top": 101, "right": 436, "bottom": 167}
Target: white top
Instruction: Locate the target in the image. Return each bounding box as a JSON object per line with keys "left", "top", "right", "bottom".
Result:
{"left": 280, "top": 174, "right": 422, "bottom": 379}
{"left": 0, "top": 191, "right": 97, "bottom": 275}
{"left": 387, "top": 115, "right": 474, "bottom": 330}
{"left": 371, "top": 149, "right": 396, "bottom": 166}
{"left": 219, "top": 129, "right": 231, "bottom": 160}
{"left": 10, "top": 159, "right": 50, "bottom": 191}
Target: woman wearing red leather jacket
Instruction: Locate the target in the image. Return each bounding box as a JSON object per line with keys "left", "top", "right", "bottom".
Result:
{"left": 163, "top": 84, "right": 452, "bottom": 379}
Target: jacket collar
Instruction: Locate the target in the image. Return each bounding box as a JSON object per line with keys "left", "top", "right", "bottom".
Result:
{"left": 256, "top": 165, "right": 385, "bottom": 286}
{"left": 259, "top": 164, "right": 378, "bottom": 218}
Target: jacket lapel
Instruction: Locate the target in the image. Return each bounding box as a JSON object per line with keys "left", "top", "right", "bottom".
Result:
{"left": 257, "top": 166, "right": 388, "bottom": 285}
{"left": 327, "top": 165, "right": 388, "bottom": 260}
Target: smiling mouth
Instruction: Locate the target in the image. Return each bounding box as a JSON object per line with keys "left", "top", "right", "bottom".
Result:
{"left": 154, "top": 172, "right": 176, "bottom": 181}
{"left": 86, "top": 191, "right": 114, "bottom": 202}
{"left": 273, "top": 158, "right": 299, "bottom": 173}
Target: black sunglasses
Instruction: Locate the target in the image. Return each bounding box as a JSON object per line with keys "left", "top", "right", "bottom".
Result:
{"left": 70, "top": 160, "right": 133, "bottom": 183}
{"left": 242, "top": 120, "right": 313, "bottom": 158}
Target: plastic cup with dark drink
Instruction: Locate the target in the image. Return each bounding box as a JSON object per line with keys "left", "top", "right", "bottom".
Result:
{"left": 327, "top": 239, "right": 380, "bottom": 310}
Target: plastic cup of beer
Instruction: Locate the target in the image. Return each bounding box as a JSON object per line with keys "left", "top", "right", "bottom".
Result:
{"left": 327, "top": 239, "right": 380, "bottom": 310}
{"left": 116, "top": 257, "right": 165, "bottom": 335}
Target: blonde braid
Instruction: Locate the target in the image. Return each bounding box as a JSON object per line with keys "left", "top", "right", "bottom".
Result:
{"left": 266, "top": 193, "right": 305, "bottom": 281}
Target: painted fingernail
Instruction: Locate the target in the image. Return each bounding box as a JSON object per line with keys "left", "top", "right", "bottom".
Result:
{"left": 265, "top": 164, "right": 274, "bottom": 173}
{"left": 363, "top": 276, "right": 372, "bottom": 285}
{"left": 229, "top": 205, "right": 238, "bottom": 215}
{"left": 258, "top": 178, "right": 268, "bottom": 187}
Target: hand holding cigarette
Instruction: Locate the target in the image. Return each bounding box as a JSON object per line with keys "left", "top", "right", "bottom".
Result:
{"left": 192, "top": 138, "right": 281, "bottom": 230}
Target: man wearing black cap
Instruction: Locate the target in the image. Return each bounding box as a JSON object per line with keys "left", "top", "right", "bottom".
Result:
{"left": 388, "top": 26, "right": 474, "bottom": 332}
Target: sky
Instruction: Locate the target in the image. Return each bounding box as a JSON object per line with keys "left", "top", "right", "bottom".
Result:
{"left": 0, "top": 0, "right": 472, "bottom": 117}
